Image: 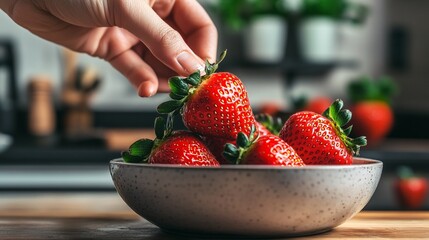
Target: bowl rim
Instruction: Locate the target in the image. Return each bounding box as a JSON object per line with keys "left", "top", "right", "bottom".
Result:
{"left": 110, "top": 157, "right": 382, "bottom": 170}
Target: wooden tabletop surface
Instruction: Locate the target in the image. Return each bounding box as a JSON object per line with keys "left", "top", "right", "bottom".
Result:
{"left": 0, "top": 193, "right": 428, "bottom": 239}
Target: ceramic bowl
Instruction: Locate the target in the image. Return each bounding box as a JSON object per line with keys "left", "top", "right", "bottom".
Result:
{"left": 110, "top": 158, "right": 382, "bottom": 238}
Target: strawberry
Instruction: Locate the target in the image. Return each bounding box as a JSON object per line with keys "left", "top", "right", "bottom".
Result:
{"left": 122, "top": 115, "right": 219, "bottom": 166}
{"left": 255, "top": 113, "right": 283, "bottom": 136}
{"left": 157, "top": 50, "right": 256, "bottom": 140}
{"left": 351, "top": 101, "right": 393, "bottom": 145}
{"left": 348, "top": 76, "right": 396, "bottom": 145}
{"left": 279, "top": 99, "right": 367, "bottom": 165}
{"left": 149, "top": 130, "right": 219, "bottom": 166}
{"left": 202, "top": 136, "right": 234, "bottom": 164}
{"left": 293, "top": 96, "right": 333, "bottom": 114}
{"left": 223, "top": 125, "right": 305, "bottom": 166}
{"left": 303, "top": 97, "right": 333, "bottom": 114}
{"left": 203, "top": 121, "right": 272, "bottom": 164}
{"left": 394, "top": 166, "right": 428, "bottom": 209}
{"left": 258, "top": 102, "right": 283, "bottom": 116}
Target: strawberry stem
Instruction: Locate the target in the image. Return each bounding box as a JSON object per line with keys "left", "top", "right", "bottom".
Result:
{"left": 255, "top": 113, "right": 283, "bottom": 135}
{"left": 322, "top": 99, "right": 367, "bottom": 155}
{"left": 348, "top": 76, "right": 396, "bottom": 104}
{"left": 122, "top": 113, "right": 175, "bottom": 163}
{"left": 122, "top": 139, "right": 153, "bottom": 163}
{"left": 157, "top": 50, "right": 228, "bottom": 115}
{"left": 205, "top": 50, "right": 227, "bottom": 75}
{"left": 223, "top": 125, "right": 258, "bottom": 164}
{"left": 397, "top": 166, "right": 417, "bottom": 179}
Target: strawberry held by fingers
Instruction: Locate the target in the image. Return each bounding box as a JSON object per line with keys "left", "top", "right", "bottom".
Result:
{"left": 279, "top": 99, "right": 367, "bottom": 165}
{"left": 158, "top": 50, "right": 256, "bottom": 140}
{"left": 122, "top": 115, "right": 219, "bottom": 166}
{"left": 223, "top": 125, "right": 305, "bottom": 166}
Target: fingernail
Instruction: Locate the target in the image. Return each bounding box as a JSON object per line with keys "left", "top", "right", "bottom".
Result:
{"left": 138, "top": 82, "right": 156, "bottom": 97}
{"left": 177, "top": 51, "right": 204, "bottom": 74}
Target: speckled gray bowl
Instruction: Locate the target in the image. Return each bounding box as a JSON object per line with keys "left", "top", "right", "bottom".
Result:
{"left": 110, "top": 158, "right": 382, "bottom": 238}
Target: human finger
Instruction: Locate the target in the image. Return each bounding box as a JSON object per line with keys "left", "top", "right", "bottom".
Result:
{"left": 109, "top": 45, "right": 158, "bottom": 97}
{"left": 112, "top": 1, "right": 205, "bottom": 76}
{"left": 170, "top": 0, "right": 218, "bottom": 62}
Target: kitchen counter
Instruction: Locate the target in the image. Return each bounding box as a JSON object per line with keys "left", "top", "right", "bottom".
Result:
{"left": 0, "top": 193, "right": 428, "bottom": 239}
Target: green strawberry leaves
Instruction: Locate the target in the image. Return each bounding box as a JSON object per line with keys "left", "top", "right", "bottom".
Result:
{"left": 223, "top": 125, "right": 258, "bottom": 164}
{"left": 223, "top": 143, "right": 240, "bottom": 162}
{"left": 186, "top": 71, "right": 201, "bottom": 86}
{"left": 348, "top": 76, "right": 396, "bottom": 104}
{"left": 122, "top": 139, "right": 154, "bottom": 163}
{"left": 205, "top": 50, "right": 227, "bottom": 75}
{"left": 352, "top": 137, "right": 367, "bottom": 147}
{"left": 323, "top": 98, "right": 351, "bottom": 127}
{"left": 169, "top": 76, "right": 189, "bottom": 95}
{"left": 122, "top": 114, "right": 175, "bottom": 163}
{"left": 129, "top": 139, "right": 154, "bottom": 157}
{"left": 322, "top": 99, "right": 367, "bottom": 155}
{"left": 157, "top": 75, "right": 200, "bottom": 114}
{"left": 237, "top": 132, "right": 250, "bottom": 148}
{"left": 156, "top": 50, "right": 228, "bottom": 115}
{"left": 122, "top": 151, "right": 145, "bottom": 163}
{"left": 343, "top": 125, "right": 353, "bottom": 136}
{"left": 157, "top": 74, "right": 200, "bottom": 115}
{"left": 157, "top": 100, "right": 183, "bottom": 115}
{"left": 255, "top": 113, "right": 283, "bottom": 135}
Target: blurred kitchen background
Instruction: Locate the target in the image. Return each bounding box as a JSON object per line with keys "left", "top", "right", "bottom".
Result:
{"left": 0, "top": 0, "right": 428, "bottom": 210}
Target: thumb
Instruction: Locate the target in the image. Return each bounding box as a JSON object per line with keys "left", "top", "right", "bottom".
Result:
{"left": 113, "top": 1, "right": 205, "bottom": 76}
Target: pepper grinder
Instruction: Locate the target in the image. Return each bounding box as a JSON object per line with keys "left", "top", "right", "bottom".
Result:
{"left": 28, "top": 76, "right": 56, "bottom": 137}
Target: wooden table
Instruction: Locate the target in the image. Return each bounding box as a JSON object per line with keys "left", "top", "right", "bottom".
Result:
{"left": 0, "top": 193, "right": 428, "bottom": 239}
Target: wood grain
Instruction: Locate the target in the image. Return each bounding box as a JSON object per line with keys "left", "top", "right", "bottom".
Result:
{"left": 0, "top": 193, "right": 428, "bottom": 239}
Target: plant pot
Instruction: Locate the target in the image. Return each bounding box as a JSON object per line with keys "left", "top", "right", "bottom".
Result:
{"left": 299, "top": 17, "right": 339, "bottom": 63}
{"left": 244, "top": 16, "right": 287, "bottom": 64}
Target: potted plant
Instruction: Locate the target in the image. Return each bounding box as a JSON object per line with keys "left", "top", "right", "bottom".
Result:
{"left": 213, "top": 0, "right": 288, "bottom": 64}
{"left": 298, "top": 0, "right": 369, "bottom": 63}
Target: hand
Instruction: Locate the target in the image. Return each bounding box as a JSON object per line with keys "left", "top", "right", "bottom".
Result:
{"left": 0, "top": 0, "right": 218, "bottom": 97}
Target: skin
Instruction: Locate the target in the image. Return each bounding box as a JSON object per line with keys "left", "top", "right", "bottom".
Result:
{"left": 0, "top": 0, "right": 218, "bottom": 97}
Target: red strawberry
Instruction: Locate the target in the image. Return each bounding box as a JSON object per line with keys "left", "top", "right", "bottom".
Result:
{"left": 255, "top": 113, "right": 283, "bottom": 136}
{"left": 149, "top": 131, "right": 219, "bottom": 166}
{"left": 351, "top": 101, "right": 393, "bottom": 145}
{"left": 293, "top": 96, "right": 332, "bottom": 114}
{"left": 223, "top": 126, "right": 305, "bottom": 166}
{"left": 157, "top": 50, "right": 256, "bottom": 140}
{"left": 122, "top": 116, "right": 219, "bottom": 166}
{"left": 302, "top": 96, "right": 332, "bottom": 114}
{"left": 202, "top": 136, "right": 234, "bottom": 164}
{"left": 279, "top": 99, "right": 366, "bottom": 165}
{"left": 394, "top": 166, "right": 428, "bottom": 209}
{"left": 258, "top": 102, "right": 283, "bottom": 115}
{"left": 347, "top": 76, "right": 396, "bottom": 145}
{"left": 203, "top": 121, "right": 272, "bottom": 164}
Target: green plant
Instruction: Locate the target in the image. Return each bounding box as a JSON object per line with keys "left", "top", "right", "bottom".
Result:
{"left": 301, "top": 0, "right": 369, "bottom": 24}
{"left": 213, "top": 0, "right": 287, "bottom": 30}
